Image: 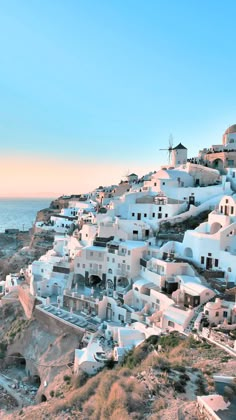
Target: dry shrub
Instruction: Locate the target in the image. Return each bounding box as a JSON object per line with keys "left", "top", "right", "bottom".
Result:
{"left": 82, "top": 398, "right": 96, "bottom": 418}
{"left": 51, "top": 374, "right": 100, "bottom": 414}
{"left": 71, "top": 370, "right": 89, "bottom": 388}
{"left": 126, "top": 391, "right": 144, "bottom": 413}
{"left": 110, "top": 407, "right": 131, "bottom": 420}
{"left": 97, "top": 371, "right": 119, "bottom": 401}
{"left": 102, "top": 382, "right": 127, "bottom": 419}
{"left": 152, "top": 397, "right": 167, "bottom": 412}
{"left": 140, "top": 352, "right": 159, "bottom": 369}
{"left": 167, "top": 342, "right": 187, "bottom": 364}
{"left": 152, "top": 356, "right": 170, "bottom": 371}
{"left": 119, "top": 367, "right": 132, "bottom": 377}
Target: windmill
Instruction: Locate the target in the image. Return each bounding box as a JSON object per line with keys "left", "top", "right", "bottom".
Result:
{"left": 122, "top": 169, "right": 130, "bottom": 182}
{"left": 159, "top": 134, "right": 174, "bottom": 164}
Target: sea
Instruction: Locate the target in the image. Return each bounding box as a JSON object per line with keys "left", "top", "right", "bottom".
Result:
{"left": 0, "top": 198, "right": 53, "bottom": 233}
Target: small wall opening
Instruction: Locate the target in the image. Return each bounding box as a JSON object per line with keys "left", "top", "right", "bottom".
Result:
{"left": 32, "top": 375, "right": 41, "bottom": 387}
{"left": 89, "top": 275, "right": 102, "bottom": 286}
{"left": 72, "top": 274, "right": 85, "bottom": 288}
{"left": 41, "top": 394, "right": 47, "bottom": 402}
{"left": 184, "top": 247, "right": 193, "bottom": 258}
{"left": 117, "top": 277, "right": 129, "bottom": 288}
{"left": 210, "top": 222, "right": 222, "bottom": 234}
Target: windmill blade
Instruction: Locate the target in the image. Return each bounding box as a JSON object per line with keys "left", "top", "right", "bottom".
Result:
{"left": 122, "top": 169, "right": 130, "bottom": 181}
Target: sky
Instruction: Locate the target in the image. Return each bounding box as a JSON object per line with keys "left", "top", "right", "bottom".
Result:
{"left": 1, "top": 0, "right": 236, "bottom": 197}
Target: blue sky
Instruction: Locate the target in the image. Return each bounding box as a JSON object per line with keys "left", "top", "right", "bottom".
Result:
{"left": 0, "top": 0, "right": 236, "bottom": 194}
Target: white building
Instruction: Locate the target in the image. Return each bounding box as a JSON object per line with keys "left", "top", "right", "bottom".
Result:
{"left": 203, "top": 298, "right": 236, "bottom": 326}
{"left": 74, "top": 239, "right": 148, "bottom": 295}
{"left": 74, "top": 338, "right": 107, "bottom": 375}
{"left": 170, "top": 195, "right": 236, "bottom": 283}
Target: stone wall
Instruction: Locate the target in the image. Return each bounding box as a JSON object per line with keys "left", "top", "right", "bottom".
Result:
{"left": 34, "top": 307, "right": 85, "bottom": 338}
{"left": 18, "top": 285, "right": 36, "bottom": 319}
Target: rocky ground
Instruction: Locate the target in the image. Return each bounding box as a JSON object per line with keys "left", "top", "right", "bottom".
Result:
{"left": 0, "top": 328, "right": 235, "bottom": 420}
{"left": 0, "top": 206, "right": 56, "bottom": 280}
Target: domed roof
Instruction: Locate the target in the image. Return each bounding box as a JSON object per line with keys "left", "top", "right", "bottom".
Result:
{"left": 224, "top": 124, "right": 236, "bottom": 135}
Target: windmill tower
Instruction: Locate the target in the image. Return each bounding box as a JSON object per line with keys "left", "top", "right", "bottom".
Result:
{"left": 159, "top": 135, "right": 188, "bottom": 167}
{"left": 171, "top": 143, "right": 188, "bottom": 167}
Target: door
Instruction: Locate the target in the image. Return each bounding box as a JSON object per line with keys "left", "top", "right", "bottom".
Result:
{"left": 206, "top": 257, "right": 212, "bottom": 269}
{"left": 137, "top": 213, "right": 141, "bottom": 220}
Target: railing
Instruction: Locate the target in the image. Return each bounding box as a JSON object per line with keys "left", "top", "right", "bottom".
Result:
{"left": 63, "top": 289, "right": 99, "bottom": 303}
{"left": 116, "top": 269, "right": 128, "bottom": 276}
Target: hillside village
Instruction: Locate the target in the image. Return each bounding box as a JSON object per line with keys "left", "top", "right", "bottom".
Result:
{"left": 1, "top": 125, "right": 236, "bottom": 418}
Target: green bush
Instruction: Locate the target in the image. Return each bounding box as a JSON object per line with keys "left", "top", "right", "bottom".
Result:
{"left": 173, "top": 380, "right": 185, "bottom": 393}
{"left": 159, "top": 333, "right": 182, "bottom": 349}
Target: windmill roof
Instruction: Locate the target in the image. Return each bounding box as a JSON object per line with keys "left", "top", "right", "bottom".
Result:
{"left": 173, "top": 143, "right": 187, "bottom": 150}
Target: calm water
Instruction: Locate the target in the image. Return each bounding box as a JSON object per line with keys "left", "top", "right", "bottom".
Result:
{"left": 0, "top": 198, "right": 53, "bottom": 233}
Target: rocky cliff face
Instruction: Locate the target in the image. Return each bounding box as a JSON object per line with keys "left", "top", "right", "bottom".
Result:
{"left": 0, "top": 302, "right": 82, "bottom": 407}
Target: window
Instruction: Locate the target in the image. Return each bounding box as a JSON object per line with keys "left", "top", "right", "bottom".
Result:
{"left": 215, "top": 259, "right": 219, "bottom": 267}
{"left": 215, "top": 311, "right": 219, "bottom": 317}
{"left": 132, "top": 212, "right": 135, "bottom": 217}
{"left": 231, "top": 206, "right": 234, "bottom": 214}
{"left": 152, "top": 213, "right": 155, "bottom": 217}
{"left": 159, "top": 206, "right": 162, "bottom": 211}
{"left": 118, "top": 263, "right": 120, "bottom": 268}
{"left": 112, "top": 258, "right": 115, "bottom": 263}
{"left": 162, "top": 182, "right": 165, "bottom": 185}
{"left": 41, "top": 269, "right": 44, "bottom": 273}
{"left": 208, "top": 253, "right": 212, "bottom": 256}
{"left": 154, "top": 182, "right": 157, "bottom": 186}
{"left": 77, "top": 263, "right": 80, "bottom": 267}
{"left": 220, "top": 206, "right": 223, "bottom": 213}
{"left": 205, "top": 310, "right": 209, "bottom": 315}
{"left": 168, "top": 320, "right": 175, "bottom": 327}
{"left": 165, "top": 214, "right": 168, "bottom": 218}
{"left": 226, "top": 199, "right": 228, "bottom": 204}
{"left": 158, "top": 213, "right": 162, "bottom": 219}
{"left": 201, "top": 256, "right": 205, "bottom": 264}
{"left": 152, "top": 302, "right": 155, "bottom": 308}
{"left": 90, "top": 263, "right": 92, "bottom": 268}
{"left": 82, "top": 264, "right": 85, "bottom": 268}
{"left": 144, "top": 213, "right": 147, "bottom": 217}
{"left": 156, "top": 299, "right": 160, "bottom": 304}
{"left": 223, "top": 311, "right": 228, "bottom": 318}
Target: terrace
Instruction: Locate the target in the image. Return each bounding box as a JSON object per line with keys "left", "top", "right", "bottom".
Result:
{"left": 37, "top": 303, "right": 98, "bottom": 332}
